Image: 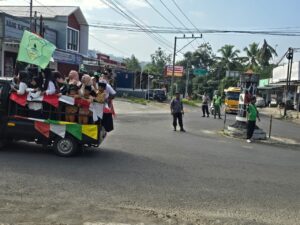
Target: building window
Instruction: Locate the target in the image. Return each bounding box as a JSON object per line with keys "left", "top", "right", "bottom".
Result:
{"left": 67, "top": 28, "right": 79, "bottom": 52}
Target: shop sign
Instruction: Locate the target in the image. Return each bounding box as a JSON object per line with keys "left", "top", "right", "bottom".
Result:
{"left": 164, "top": 65, "right": 184, "bottom": 77}
{"left": 53, "top": 50, "right": 82, "bottom": 65}
{"left": 4, "top": 16, "right": 30, "bottom": 40}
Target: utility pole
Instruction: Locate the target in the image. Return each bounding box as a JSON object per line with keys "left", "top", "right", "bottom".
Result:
{"left": 29, "top": 0, "right": 33, "bottom": 31}
{"left": 34, "top": 11, "right": 37, "bottom": 33}
{"left": 170, "top": 36, "right": 177, "bottom": 97}
{"left": 147, "top": 71, "right": 150, "bottom": 100}
{"left": 170, "top": 34, "right": 202, "bottom": 97}
{"left": 184, "top": 61, "right": 190, "bottom": 98}
{"left": 284, "top": 48, "right": 294, "bottom": 117}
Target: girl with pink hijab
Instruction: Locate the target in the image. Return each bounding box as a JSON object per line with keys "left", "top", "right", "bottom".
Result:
{"left": 80, "top": 74, "right": 94, "bottom": 97}
{"left": 68, "top": 70, "right": 81, "bottom": 86}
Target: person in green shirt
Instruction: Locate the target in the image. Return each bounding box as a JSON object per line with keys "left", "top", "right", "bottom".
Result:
{"left": 212, "top": 92, "right": 222, "bottom": 119}
{"left": 246, "top": 96, "right": 260, "bottom": 143}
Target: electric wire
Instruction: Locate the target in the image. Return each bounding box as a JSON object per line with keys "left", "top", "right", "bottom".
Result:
{"left": 170, "top": 0, "right": 204, "bottom": 45}
{"left": 143, "top": 0, "right": 196, "bottom": 56}
{"left": 87, "top": 23, "right": 300, "bottom": 36}
{"left": 144, "top": 0, "right": 182, "bottom": 32}
{"left": 90, "top": 33, "right": 129, "bottom": 57}
{"left": 158, "top": 0, "right": 197, "bottom": 50}
{"left": 112, "top": 0, "right": 173, "bottom": 51}
{"left": 99, "top": 0, "right": 174, "bottom": 54}
{"left": 144, "top": 0, "right": 196, "bottom": 52}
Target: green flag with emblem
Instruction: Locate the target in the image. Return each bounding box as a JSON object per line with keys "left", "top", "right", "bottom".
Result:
{"left": 17, "top": 30, "right": 56, "bottom": 69}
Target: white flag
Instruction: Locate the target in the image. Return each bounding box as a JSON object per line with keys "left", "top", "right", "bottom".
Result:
{"left": 50, "top": 124, "right": 66, "bottom": 138}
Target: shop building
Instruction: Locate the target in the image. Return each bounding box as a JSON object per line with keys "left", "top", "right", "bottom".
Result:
{"left": 97, "top": 53, "right": 126, "bottom": 69}
{"left": 0, "top": 6, "right": 89, "bottom": 76}
{"left": 258, "top": 62, "right": 300, "bottom": 110}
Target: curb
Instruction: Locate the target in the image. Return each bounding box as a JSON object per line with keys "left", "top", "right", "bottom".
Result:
{"left": 221, "top": 130, "right": 300, "bottom": 149}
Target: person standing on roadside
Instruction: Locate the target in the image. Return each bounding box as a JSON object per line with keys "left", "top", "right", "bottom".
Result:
{"left": 246, "top": 96, "right": 260, "bottom": 143}
{"left": 212, "top": 91, "right": 222, "bottom": 119}
{"left": 202, "top": 92, "right": 210, "bottom": 117}
{"left": 170, "top": 92, "right": 186, "bottom": 132}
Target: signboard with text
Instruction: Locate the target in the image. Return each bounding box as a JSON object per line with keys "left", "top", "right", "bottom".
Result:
{"left": 4, "top": 16, "right": 30, "bottom": 40}
{"left": 53, "top": 50, "right": 82, "bottom": 65}
{"left": 4, "top": 16, "right": 57, "bottom": 45}
{"left": 164, "top": 65, "right": 184, "bottom": 77}
{"left": 193, "top": 68, "right": 208, "bottom": 76}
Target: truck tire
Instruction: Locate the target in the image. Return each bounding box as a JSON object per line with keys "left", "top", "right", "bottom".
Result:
{"left": 53, "top": 136, "right": 78, "bottom": 157}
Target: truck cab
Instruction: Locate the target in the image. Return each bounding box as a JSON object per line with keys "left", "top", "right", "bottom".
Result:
{"left": 0, "top": 78, "right": 106, "bottom": 157}
{"left": 224, "top": 87, "right": 240, "bottom": 114}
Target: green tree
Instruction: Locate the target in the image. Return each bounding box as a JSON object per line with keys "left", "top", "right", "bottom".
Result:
{"left": 192, "top": 42, "right": 215, "bottom": 68}
{"left": 124, "top": 54, "right": 141, "bottom": 72}
{"left": 258, "top": 39, "right": 277, "bottom": 67}
{"left": 145, "top": 47, "right": 171, "bottom": 75}
{"left": 176, "top": 43, "right": 217, "bottom": 97}
{"left": 218, "top": 76, "right": 239, "bottom": 96}
{"left": 243, "top": 42, "right": 260, "bottom": 70}
{"left": 217, "top": 45, "right": 241, "bottom": 71}
{"left": 177, "top": 43, "right": 215, "bottom": 69}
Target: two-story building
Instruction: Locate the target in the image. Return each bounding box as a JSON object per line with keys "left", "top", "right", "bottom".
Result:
{"left": 0, "top": 6, "right": 89, "bottom": 76}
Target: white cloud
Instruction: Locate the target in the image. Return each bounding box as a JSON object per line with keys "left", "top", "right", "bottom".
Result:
{"left": 126, "top": 0, "right": 149, "bottom": 9}
{"left": 125, "top": 0, "right": 149, "bottom": 9}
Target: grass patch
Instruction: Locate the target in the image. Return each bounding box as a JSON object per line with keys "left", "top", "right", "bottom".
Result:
{"left": 123, "top": 97, "right": 149, "bottom": 105}
{"left": 182, "top": 98, "right": 201, "bottom": 107}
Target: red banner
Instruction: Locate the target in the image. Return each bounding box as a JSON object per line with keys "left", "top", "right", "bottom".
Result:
{"left": 43, "top": 94, "right": 59, "bottom": 108}
{"left": 9, "top": 92, "right": 28, "bottom": 106}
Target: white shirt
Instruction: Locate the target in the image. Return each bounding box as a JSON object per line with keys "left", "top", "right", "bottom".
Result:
{"left": 27, "top": 89, "right": 43, "bottom": 111}
{"left": 17, "top": 82, "right": 28, "bottom": 95}
{"left": 45, "top": 81, "right": 56, "bottom": 95}
{"left": 105, "top": 83, "right": 116, "bottom": 99}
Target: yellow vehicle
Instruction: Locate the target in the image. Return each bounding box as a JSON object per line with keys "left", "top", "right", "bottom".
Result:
{"left": 224, "top": 87, "right": 240, "bottom": 114}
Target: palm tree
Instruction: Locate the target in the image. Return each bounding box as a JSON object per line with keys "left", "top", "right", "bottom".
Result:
{"left": 217, "top": 45, "right": 241, "bottom": 71}
{"left": 259, "top": 39, "right": 278, "bottom": 67}
{"left": 243, "top": 42, "right": 260, "bottom": 70}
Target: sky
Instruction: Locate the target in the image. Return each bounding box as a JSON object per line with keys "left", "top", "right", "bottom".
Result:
{"left": 1, "top": 0, "right": 300, "bottom": 64}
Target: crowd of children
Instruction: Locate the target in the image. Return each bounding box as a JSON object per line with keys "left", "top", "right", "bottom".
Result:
{"left": 10, "top": 67, "right": 116, "bottom": 129}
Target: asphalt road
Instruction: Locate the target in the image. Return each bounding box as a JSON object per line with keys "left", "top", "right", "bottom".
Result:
{"left": 0, "top": 102, "right": 299, "bottom": 225}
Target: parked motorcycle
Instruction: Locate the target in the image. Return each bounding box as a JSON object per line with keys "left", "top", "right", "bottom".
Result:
{"left": 209, "top": 103, "right": 215, "bottom": 115}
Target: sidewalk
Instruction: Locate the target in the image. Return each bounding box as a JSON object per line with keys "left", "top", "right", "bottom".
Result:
{"left": 259, "top": 107, "right": 300, "bottom": 124}
{"left": 114, "top": 98, "right": 199, "bottom": 114}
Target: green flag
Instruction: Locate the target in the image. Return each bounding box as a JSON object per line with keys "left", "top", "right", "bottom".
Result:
{"left": 66, "top": 124, "right": 82, "bottom": 141}
{"left": 17, "top": 30, "right": 56, "bottom": 69}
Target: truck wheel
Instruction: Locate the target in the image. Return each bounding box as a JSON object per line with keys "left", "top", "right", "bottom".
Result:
{"left": 53, "top": 137, "right": 78, "bottom": 157}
